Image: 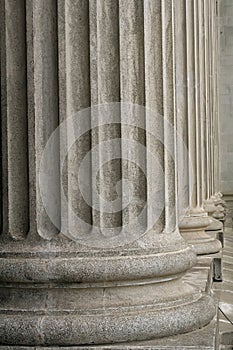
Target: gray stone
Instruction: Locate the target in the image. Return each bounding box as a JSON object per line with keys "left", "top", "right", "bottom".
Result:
{"left": 0, "top": 0, "right": 224, "bottom": 347}
{"left": 0, "top": 0, "right": 29, "bottom": 239}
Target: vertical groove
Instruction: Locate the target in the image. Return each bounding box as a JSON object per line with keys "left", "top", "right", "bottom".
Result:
{"left": 213, "top": 2, "right": 219, "bottom": 194}
{"left": 57, "top": 0, "right": 68, "bottom": 234}
{"left": 215, "top": 0, "right": 221, "bottom": 193}
{"left": 1, "top": 0, "right": 29, "bottom": 239}
{"left": 209, "top": 0, "right": 214, "bottom": 197}
{"left": 173, "top": 0, "right": 189, "bottom": 217}
{"left": 212, "top": 0, "right": 216, "bottom": 195}
{"left": 59, "top": 0, "right": 91, "bottom": 238}
{"left": 26, "top": 0, "right": 36, "bottom": 236}
{"left": 144, "top": 0, "right": 165, "bottom": 232}
{"left": 194, "top": 0, "right": 201, "bottom": 207}
{"left": 162, "top": 0, "right": 177, "bottom": 232}
{"left": 186, "top": 0, "right": 197, "bottom": 209}
{"left": 211, "top": 0, "right": 215, "bottom": 197}
{"left": 198, "top": 0, "right": 206, "bottom": 203}
{"left": 90, "top": 0, "right": 121, "bottom": 232}
{"left": 0, "top": 0, "right": 6, "bottom": 235}
{"left": 33, "top": 0, "right": 60, "bottom": 239}
{"left": 120, "top": 0, "right": 146, "bottom": 229}
{"left": 204, "top": 0, "right": 210, "bottom": 200}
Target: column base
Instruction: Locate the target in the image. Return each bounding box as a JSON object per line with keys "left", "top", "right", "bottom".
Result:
{"left": 206, "top": 217, "right": 223, "bottom": 231}
{"left": 0, "top": 292, "right": 215, "bottom": 345}
{"left": 179, "top": 209, "right": 222, "bottom": 255}
{"left": 0, "top": 234, "right": 216, "bottom": 346}
{"left": 208, "top": 195, "right": 226, "bottom": 222}
{"left": 212, "top": 207, "right": 225, "bottom": 221}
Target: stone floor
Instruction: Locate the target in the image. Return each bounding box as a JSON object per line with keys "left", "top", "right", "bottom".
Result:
{"left": 214, "top": 230, "right": 233, "bottom": 349}
{"left": 214, "top": 198, "right": 233, "bottom": 350}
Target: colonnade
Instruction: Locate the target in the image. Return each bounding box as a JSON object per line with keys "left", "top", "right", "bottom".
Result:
{"left": 0, "top": 0, "right": 223, "bottom": 346}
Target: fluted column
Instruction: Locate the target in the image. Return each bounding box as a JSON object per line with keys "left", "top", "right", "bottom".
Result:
{"left": 0, "top": 0, "right": 216, "bottom": 346}
{"left": 204, "top": 0, "right": 226, "bottom": 222}
{"left": 203, "top": 0, "right": 215, "bottom": 215}
{"left": 202, "top": 0, "right": 224, "bottom": 235}
{"left": 179, "top": 0, "right": 221, "bottom": 255}
{"left": 211, "top": 0, "right": 226, "bottom": 219}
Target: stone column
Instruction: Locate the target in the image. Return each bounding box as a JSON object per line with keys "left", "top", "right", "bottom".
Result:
{"left": 179, "top": 0, "right": 221, "bottom": 255}
{"left": 204, "top": 0, "right": 225, "bottom": 222}
{"left": 175, "top": 0, "right": 189, "bottom": 221}
{"left": 211, "top": 0, "right": 226, "bottom": 218}
{"left": 0, "top": 0, "right": 216, "bottom": 346}
{"left": 203, "top": 1, "right": 223, "bottom": 236}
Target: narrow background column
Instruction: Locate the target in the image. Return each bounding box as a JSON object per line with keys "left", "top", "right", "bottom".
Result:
{"left": 179, "top": 0, "right": 221, "bottom": 255}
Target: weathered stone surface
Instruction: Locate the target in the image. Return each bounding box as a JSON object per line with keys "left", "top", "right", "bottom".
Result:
{"left": 214, "top": 218, "right": 233, "bottom": 348}
{"left": 0, "top": 0, "right": 29, "bottom": 239}
{"left": 0, "top": 0, "right": 223, "bottom": 347}
{"left": 180, "top": 211, "right": 222, "bottom": 255}
{"left": 178, "top": 0, "right": 221, "bottom": 257}
{"left": 0, "top": 257, "right": 219, "bottom": 349}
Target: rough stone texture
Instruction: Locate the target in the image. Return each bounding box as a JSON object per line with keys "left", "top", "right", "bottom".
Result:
{"left": 144, "top": 0, "right": 164, "bottom": 232}
{"left": 175, "top": 0, "right": 189, "bottom": 217}
{"left": 33, "top": 0, "right": 60, "bottom": 239}
{"left": 0, "top": 258, "right": 218, "bottom": 349}
{"left": 59, "top": 0, "right": 91, "bottom": 235}
{"left": 213, "top": 204, "right": 233, "bottom": 349}
{"left": 214, "top": 227, "right": 233, "bottom": 346}
{"left": 178, "top": 0, "right": 222, "bottom": 257}
{"left": 0, "top": 0, "right": 223, "bottom": 347}
{"left": 180, "top": 212, "right": 222, "bottom": 255}
{"left": 3, "top": 207, "right": 233, "bottom": 348}
{"left": 0, "top": 0, "right": 29, "bottom": 239}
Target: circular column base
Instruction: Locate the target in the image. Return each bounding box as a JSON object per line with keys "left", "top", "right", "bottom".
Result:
{"left": 206, "top": 217, "right": 223, "bottom": 231}
{"left": 0, "top": 283, "right": 215, "bottom": 345}
{"left": 179, "top": 212, "right": 222, "bottom": 255}
{"left": 0, "top": 239, "right": 215, "bottom": 346}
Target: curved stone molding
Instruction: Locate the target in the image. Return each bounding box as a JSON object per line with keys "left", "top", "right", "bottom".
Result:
{"left": 203, "top": 199, "right": 217, "bottom": 216}
{"left": 0, "top": 294, "right": 215, "bottom": 345}
{"left": 212, "top": 194, "right": 227, "bottom": 226}
{"left": 179, "top": 210, "right": 222, "bottom": 255}
{"left": 0, "top": 245, "right": 195, "bottom": 284}
{"left": 0, "top": 227, "right": 217, "bottom": 345}
{"left": 206, "top": 217, "right": 223, "bottom": 231}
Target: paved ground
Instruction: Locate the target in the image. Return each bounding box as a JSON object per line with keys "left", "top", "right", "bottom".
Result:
{"left": 215, "top": 200, "right": 233, "bottom": 350}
